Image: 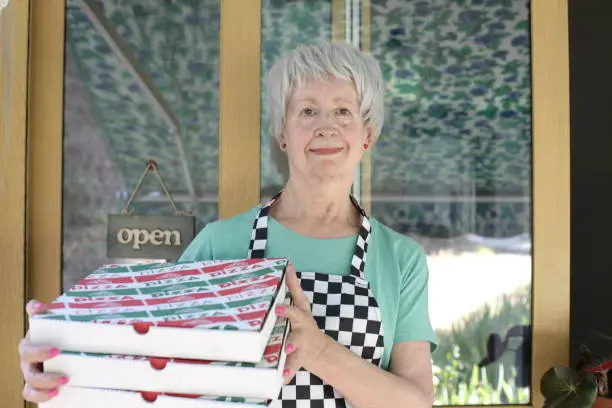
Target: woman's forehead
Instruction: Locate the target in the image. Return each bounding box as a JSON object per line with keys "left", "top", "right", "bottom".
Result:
{"left": 290, "top": 77, "right": 358, "bottom": 102}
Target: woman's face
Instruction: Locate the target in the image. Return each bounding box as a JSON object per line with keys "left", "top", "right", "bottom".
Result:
{"left": 281, "top": 76, "right": 371, "bottom": 182}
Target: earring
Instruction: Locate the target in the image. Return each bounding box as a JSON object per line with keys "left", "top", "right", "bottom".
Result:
{"left": 281, "top": 143, "right": 287, "bottom": 150}
{"left": 364, "top": 143, "right": 369, "bottom": 150}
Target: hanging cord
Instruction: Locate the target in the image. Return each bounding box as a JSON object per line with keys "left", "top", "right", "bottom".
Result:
{"left": 121, "top": 159, "right": 190, "bottom": 216}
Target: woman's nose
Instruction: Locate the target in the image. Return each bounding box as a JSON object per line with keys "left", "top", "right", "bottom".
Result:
{"left": 315, "top": 126, "right": 337, "bottom": 138}
{"left": 314, "top": 111, "right": 338, "bottom": 129}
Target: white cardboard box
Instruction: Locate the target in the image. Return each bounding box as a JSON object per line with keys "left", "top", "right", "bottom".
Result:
{"left": 39, "top": 387, "right": 274, "bottom": 408}
{"left": 30, "top": 259, "right": 288, "bottom": 363}
{"left": 43, "top": 312, "right": 290, "bottom": 399}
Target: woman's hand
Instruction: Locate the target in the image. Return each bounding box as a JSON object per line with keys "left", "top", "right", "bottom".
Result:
{"left": 18, "top": 300, "right": 68, "bottom": 403}
{"left": 275, "top": 265, "right": 332, "bottom": 384}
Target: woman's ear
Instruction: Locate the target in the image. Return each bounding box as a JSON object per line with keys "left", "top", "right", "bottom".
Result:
{"left": 279, "top": 135, "right": 287, "bottom": 151}
{"left": 364, "top": 127, "right": 373, "bottom": 147}
{"left": 270, "top": 136, "right": 289, "bottom": 182}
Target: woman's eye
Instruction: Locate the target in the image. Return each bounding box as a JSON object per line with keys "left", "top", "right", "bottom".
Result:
{"left": 337, "top": 108, "right": 352, "bottom": 116}
{"left": 302, "top": 108, "right": 315, "bottom": 116}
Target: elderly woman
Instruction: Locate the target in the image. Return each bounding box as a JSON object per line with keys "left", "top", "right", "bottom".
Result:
{"left": 19, "top": 41, "right": 436, "bottom": 408}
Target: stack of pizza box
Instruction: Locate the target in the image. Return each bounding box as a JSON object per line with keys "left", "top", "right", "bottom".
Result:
{"left": 28, "top": 258, "right": 291, "bottom": 408}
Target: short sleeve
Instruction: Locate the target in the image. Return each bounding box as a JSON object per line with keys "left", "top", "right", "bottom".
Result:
{"left": 178, "top": 224, "right": 214, "bottom": 262}
{"left": 394, "top": 245, "right": 438, "bottom": 353}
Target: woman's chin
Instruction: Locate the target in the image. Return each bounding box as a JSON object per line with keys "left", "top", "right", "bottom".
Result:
{"left": 305, "top": 162, "right": 356, "bottom": 182}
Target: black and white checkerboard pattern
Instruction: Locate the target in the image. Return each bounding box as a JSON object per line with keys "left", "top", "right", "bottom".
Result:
{"left": 248, "top": 193, "right": 385, "bottom": 408}
{"left": 350, "top": 216, "right": 370, "bottom": 278}
{"left": 279, "top": 272, "right": 385, "bottom": 407}
{"left": 279, "top": 371, "right": 346, "bottom": 408}
{"left": 248, "top": 192, "right": 279, "bottom": 259}
{"left": 301, "top": 273, "right": 385, "bottom": 362}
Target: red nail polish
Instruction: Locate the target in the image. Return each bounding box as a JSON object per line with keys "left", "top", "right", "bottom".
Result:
{"left": 58, "top": 376, "right": 69, "bottom": 385}
{"left": 48, "top": 348, "right": 60, "bottom": 358}
{"left": 48, "top": 389, "right": 58, "bottom": 398}
{"left": 285, "top": 344, "right": 295, "bottom": 353}
{"left": 283, "top": 368, "right": 290, "bottom": 377}
{"left": 275, "top": 305, "right": 285, "bottom": 315}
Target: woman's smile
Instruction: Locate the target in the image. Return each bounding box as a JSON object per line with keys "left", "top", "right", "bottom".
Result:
{"left": 309, "top": 146, "right": 344, "bottom": 155}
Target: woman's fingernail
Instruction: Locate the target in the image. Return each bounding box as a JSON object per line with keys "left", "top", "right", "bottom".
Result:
{"left": 48, "top": 389, "right": 58, "bottom": 398}
{"left": 48, "top": 348, "right": 60, "bottom": 358}
{"left": 58, "top": 376, "right": 69, "bottom": 385}
{"left": 285, "top": 344, "right": 295, "bottom": 353}
{"left": 283, "top": 368, "right": 290, "bottom": 377}
{"left": 275, "top": 305, "right": 285, "bottom": 315}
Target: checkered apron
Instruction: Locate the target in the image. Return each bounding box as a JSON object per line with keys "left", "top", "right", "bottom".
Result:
{"left": 248, "top": 193, "right": 385, "bottom": 408}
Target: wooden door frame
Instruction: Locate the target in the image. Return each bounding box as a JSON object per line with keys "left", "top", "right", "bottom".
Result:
{"left": 18, "top": 1, "right": 570, "bottom": 408}
{"left": 0, "top": 1, "right": 30, "bottom": 406}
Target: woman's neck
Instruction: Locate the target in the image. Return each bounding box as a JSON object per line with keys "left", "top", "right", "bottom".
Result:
{"left": 269, "top": 177, "right": 361, "bottom": 238}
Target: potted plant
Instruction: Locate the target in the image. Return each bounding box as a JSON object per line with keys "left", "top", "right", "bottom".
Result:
{"left": 540, "top": 331, "right": 612, "bottom": 408}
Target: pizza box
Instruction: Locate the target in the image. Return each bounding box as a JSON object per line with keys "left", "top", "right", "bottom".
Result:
{"left": 30, "top": 258, "right": 288, "bottom": 363}
{"left": 42, "top": 306, "right": 290, "bottom": 399}
{"left": 39, "top": 387, "right": 276, "bottom": 408}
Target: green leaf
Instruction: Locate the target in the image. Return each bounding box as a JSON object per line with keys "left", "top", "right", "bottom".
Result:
{"left": 540, "top": 367, "right": 598, "bottom": 408}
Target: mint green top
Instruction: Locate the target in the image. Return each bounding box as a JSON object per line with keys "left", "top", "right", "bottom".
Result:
{"left": 179, "top": 205, "right": 437, "bottom": 369}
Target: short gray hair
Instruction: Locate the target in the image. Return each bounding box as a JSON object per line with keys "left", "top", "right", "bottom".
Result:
{"left": 265, "top": 41, "right": 386, "bottom": 144}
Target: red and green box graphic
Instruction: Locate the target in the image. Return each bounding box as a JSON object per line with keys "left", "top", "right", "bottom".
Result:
{"left": 37, "top": 259, "right": 287, "bottom": 331}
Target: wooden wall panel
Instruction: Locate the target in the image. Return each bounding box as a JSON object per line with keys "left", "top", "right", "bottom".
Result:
{"left": 218, "top": 0, "right": 262, "bottom": 218}
{"left": 528, "top": 0, "right": 571, "bottom": 407}
{"left": 0, "top": 1, "right": 30, "bottom": 406}
{"left": 26, "top": 0, "right": 65, "bottom": 306}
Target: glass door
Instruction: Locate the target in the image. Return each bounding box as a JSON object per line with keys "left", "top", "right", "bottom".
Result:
{"left": 364, "top": 1, "right": 533, "bottom": 405}
{"left": 58, "top": 0, "right": 221, "bottom": 289}
{"left": 257, "top": 0, "right": 569, "bottom": 407}
{"left": 26, "top": 0, "right": 263, "bottom": 295}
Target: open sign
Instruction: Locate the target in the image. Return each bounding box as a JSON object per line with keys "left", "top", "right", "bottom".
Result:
{"left": 107, "top": 214, "right": 195, "bottom": 261}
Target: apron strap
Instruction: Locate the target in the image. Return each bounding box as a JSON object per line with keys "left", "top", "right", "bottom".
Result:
{"left": 350, "top": 212, "right": 371, "bottom": 279}
{"left": 247, "top": 193, "right": 279, "bottom": 259}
